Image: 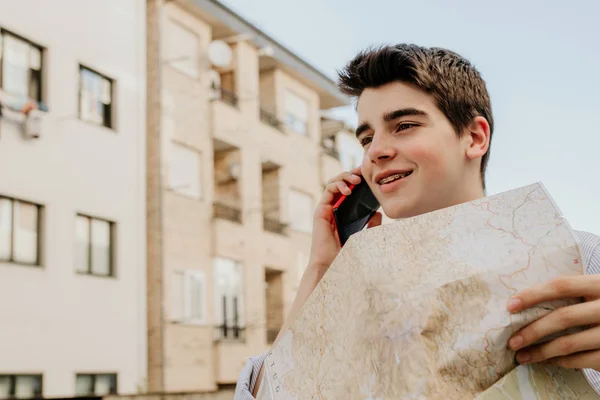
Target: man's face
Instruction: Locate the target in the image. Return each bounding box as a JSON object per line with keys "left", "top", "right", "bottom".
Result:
{"left": 357, "top": 81, "right": 481, "bottom": 219}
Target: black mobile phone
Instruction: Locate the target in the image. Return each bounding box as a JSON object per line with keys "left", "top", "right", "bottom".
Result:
{"left": 332, "top": 180, "right": 380, "bottom": 246}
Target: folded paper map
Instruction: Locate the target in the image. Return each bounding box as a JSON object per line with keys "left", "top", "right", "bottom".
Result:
{"left": 256, "top": 182, "right": 599, "bottom": 399}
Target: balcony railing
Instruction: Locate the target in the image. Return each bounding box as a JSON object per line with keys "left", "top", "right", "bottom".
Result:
{"left": 260, "top": 108, "right": 283, "bottom": 131}
{"left": 213, "top": 202, "right": 242, "bottom": 223}
{"left": 211, "top": 82, "right": 238, "bottom": 108}
{"left": 215, "top": 324, "right": 245, "bottom": 341}
{"left": 263, "top": 217, "right": 287, "bottom": 235}
{"left": 267, "top": 328, "right": 279, "bottom": 344}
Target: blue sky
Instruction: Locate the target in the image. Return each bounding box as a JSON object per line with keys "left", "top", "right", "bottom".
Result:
{"left": 220, "top": 0, "right": 600, "bottom": 235}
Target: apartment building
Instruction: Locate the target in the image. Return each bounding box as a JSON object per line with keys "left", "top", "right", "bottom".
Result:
{"left": 146, "top": 0, "right": 354, "bottom": 396}
{"left": 0, "top": 0, "right": 146, "bottom": 398}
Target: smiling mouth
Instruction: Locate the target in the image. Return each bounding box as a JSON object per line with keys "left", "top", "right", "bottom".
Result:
{"left": 378, "top": 171, "right": 413, "bottom": 185}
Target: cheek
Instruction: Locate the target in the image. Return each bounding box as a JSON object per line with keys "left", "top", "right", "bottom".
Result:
{"left": 405, "top": 138, "right": 451, "bottom": 180}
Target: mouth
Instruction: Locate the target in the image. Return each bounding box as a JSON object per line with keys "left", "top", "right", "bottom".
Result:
{"left": 377, "top": 171, "right": 413, "bottom": 185}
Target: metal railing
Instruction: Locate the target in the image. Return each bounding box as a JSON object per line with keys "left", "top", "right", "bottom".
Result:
{"left": 215, "top": 325, "right": 245, "bottom": 341}
{"left": 213, "top": 202, "right": 242, "bottom": 223}
{"left": 260, "top": 108, "right": 283, "bottom": 131}
{"left": 263, "top": 217, "right": 287, "bottom": 235}
{"left": 211, "top": 82, "right": 239, "bottom": 108}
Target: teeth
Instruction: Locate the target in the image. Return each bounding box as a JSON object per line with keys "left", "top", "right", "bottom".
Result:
{"left": 378, "top": 172, "right": 411, "bottom": 185}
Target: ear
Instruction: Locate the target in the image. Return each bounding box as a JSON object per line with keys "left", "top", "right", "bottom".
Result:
{"left": 464, "top": 116, "right": 490, "bottom": 161}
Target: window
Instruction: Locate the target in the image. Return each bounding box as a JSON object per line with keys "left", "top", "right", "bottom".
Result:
{"left": 168, "top": 143, "right": 202, "bottom": 199}
{"left": 284, "top": 90, "right": 309, "bottom": 135}
{"left": 75, "top": 374, "right": 117, "bottom": 396}
{"left": 0, "top": 375, "right": 42, "bottom": 399}
{"left": 214, "top": 257, "right": 244, "bottom": 339}
{"left": 75, "top": 215, "right": 114, "bottom": 277}
{"left": 171, "top": 270, "right": 206, "bottom": 324}
{"left": 164, "top": 19, "right": 199, "bottom": 78}
{"left": 79, "top": 65, "right": 113, "bottom": 128}
{"left": 0, "top": 196, "right": 41, "bottom": 265}
{"left": 288, "top": 189, "right": 313, "bottom": 233}
{"left": 0, "top": 30, "right": 43, "bottom": 101}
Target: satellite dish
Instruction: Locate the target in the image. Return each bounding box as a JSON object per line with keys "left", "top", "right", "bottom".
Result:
{"left": 208, "top": 40, "right": 233, "bottom": 68}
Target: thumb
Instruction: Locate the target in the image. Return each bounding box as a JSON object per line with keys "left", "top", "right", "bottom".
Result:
{"left": 367, "top": 211, "right": 382, "bottom": 229}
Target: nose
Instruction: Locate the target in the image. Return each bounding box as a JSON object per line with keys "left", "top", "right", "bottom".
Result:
{"left": 366, "top": 132, "right": 397, "bottom": 164}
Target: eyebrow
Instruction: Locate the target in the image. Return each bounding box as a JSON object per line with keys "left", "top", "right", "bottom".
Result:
{"left": 355, "top": 108, "right": 429, "bottom": 138}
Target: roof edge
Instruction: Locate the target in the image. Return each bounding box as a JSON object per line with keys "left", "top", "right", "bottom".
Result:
{"left": 188, "top": 0, "right": 350, "bottom": 108}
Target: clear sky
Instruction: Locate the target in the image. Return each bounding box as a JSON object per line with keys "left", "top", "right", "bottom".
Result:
{"left": 220, "top": 0, "right": 600, "bottom": 235}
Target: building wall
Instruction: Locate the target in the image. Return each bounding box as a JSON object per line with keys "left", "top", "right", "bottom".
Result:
{"left": 154, "top": 1, "right": 348, "bottom": 392}
{"left": 0, "top": 0, "right": 147, "bottom": 397}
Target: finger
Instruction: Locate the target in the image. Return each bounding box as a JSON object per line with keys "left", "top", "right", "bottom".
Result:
{"left": 515, "top": 325, "right": 600, "bottom": 364}
{"left": 320, "top": 182, "right": 348, "bottom": 205}
{"left": 508, "top": 300, "right": 600, "bottom": 350}
{"left": 325, "top": 171, "right": 361, "bottom": 186}
{"left": 507, "top": 275, "right": 600, "bottom": 313}
{"left": 538, "top": 349, "right": 600, "bottom": 370}
{"left": 367, "top": 211, "right": 382, "bottom": 229}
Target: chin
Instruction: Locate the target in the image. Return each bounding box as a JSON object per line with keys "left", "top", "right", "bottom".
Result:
{"left": 380, "top": 201, "right": 422, "bottom": 220}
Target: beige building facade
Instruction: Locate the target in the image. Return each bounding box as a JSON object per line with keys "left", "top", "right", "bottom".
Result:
{"left": 146, "top": 0, "right": 355, "bottom": 395}
{"left": 0, "top": 0, "right": 147, "bottom": 398}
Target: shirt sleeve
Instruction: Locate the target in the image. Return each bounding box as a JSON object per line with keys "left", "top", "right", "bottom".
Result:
{"left": 580, "top": 232, "right": 600, "bottom": 394}
{"left": 234, "top": 352, "right": 269, "bottom": 400}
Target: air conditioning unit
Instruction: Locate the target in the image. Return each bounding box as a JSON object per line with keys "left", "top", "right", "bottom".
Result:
{"left": 23, "top": 109, "right": 43, "bottom": 140}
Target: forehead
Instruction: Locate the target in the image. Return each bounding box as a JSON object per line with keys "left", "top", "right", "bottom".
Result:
{"left": 356, "top": 81, "right": 437, "bottom": 121}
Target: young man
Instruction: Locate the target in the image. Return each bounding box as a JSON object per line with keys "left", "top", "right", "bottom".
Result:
{"left": 234, "top": 44, "right": 600, "bottom": 399}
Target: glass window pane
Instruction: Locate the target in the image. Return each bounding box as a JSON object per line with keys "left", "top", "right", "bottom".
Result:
{"left": 2, "top": 34, "right": 30, "bottom": 97}
{"left": 15, "top": 375, "right": 40, "bottom": 399}
{"left": 13, "top": 202, "right": 38, "bottom": 264}
{"left": 0, "top": 199, "right": 12, "bottom": 261}
{"left": 75, "top": 374, "right": 93, "bottom": 396}
{"left": 91, "top": 219, "right": 111, "bottom": 276}
{"left": 94, "top": 374, "right": 116, "bottom": 395}
{"left": 75, "top": 216, "right": 90, "bottom": 273}
{"left": 0, "top": 376, "right": 11, "bottom": 399}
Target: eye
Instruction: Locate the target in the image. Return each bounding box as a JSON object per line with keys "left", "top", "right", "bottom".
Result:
{"left": 396, "top": 123, "right": 418, "bottom": 132}
{"left": 359, "top": 136, "right": 373, "bottom": 147}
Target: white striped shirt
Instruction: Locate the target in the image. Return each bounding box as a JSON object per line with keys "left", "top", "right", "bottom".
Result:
{"left": 234, "top": 230, "right": 600, "bottom": 399}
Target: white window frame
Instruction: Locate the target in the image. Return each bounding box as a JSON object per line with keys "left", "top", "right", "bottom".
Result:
{"left": 167, "top": 142, "right": 202, "bottom": 200}
{"left": 172, "top": 270, "right": 207, "bottom": 325}
{"left": 78, "top": 65, "right": 114, "bottom": 128}
{"left": 0, "top": 196, "right": 42, "bottom": 266}
{"left": 75, "top": 373, "right": 117, "bottom": 396}
{"left": 0, "top": 374, "right": 43, "bottom": 399}
{"left": 213, "top": 257, "right": 244, "bottom": 338}
{"left": 0, "top": 30, "right": 43, "bottom": 102}
{"left": 74, "top": 214, "right": 115, "bottom": 277}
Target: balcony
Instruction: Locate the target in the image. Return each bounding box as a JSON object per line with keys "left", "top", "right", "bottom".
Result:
{"left": 211, "top": 81, "right": 238, "bottom": 108}
{"left": 263, "top": 217, "right": 287, "bottom": 235}
{"left": 260, "top": 108, "right": 283, "bottom": 131}
{"left": 213, "top": 202, "right": 242, "bottom": 223}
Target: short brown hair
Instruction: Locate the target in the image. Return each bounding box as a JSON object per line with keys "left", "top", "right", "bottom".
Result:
{"left": 338, "top": 44, "right": 494, "bottom": 189}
